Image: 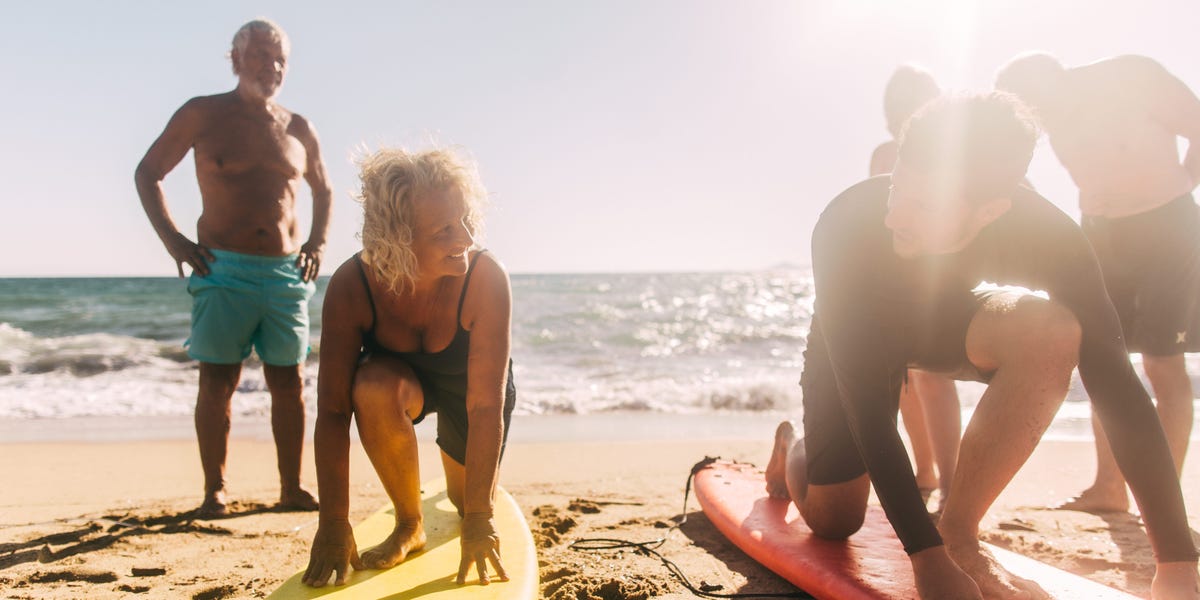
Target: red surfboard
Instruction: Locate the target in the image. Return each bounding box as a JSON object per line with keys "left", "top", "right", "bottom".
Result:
{"left": 693, "top": 460, "right": 1139, "bottom": 599}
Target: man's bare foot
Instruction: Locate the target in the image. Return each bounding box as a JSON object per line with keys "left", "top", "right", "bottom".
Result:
{"left": 1151, "top": 561, "right": 1200, "bottom": 599}
{"left": 945, "top": 540, "right": 1049, "bottom": 599}
{"left": 765, "top": 421, "right": 797, "bottom": 499}
{"left": 196, "top": 489, "right": 229, "bottom": 519}
{"left": 1055, "top": 485, "right": 1130, "bottom": 513}
{"left": 279, "top": 486, "right": 320, "bottom": 512}
{"left": 361, "top": 521, "right": 427, "bottom": 570}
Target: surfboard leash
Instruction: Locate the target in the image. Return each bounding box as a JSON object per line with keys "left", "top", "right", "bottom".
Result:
{"left": 568, "top": 456, "right": 815, "bottom": 599}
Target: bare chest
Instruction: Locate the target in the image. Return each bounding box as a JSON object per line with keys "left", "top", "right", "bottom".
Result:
{"left": 1049, "top": 105, "right": 1173, "bottom": 172}
{"left": 194, "top": 111, "right": 306, "bottom": 179}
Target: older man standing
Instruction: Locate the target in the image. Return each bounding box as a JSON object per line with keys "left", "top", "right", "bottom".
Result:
{"left": 997, "top": 53, "right": 1200, "bottom": 513}
{"left": 135, "top": 18, "right": 330, "bottom": 516}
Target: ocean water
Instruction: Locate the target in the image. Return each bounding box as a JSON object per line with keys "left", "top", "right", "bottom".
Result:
{"left": 0, "top": 272, "right": 810, "bottom": 420}
{"left": 0, "top": 272, "right": 1194, "bottom": 440}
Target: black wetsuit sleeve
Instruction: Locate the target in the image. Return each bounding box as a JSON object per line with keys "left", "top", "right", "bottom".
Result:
{"left": 1028, "top": 215, "right": 1198, "bottom": 562}
{"left": 811, "top": 207, "right": 944, "bottom": 555}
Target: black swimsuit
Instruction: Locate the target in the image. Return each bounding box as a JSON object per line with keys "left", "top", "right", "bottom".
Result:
{"left": 354, "top": 250, "right": 516, "bottom": 465}
{"left": 802, "top": 176, "right": 1197, "bottom": 561}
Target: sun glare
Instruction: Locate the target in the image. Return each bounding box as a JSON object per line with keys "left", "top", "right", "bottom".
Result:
{"left": 936, "top": 0, "right": 982, "bottom": 80}
{"left": 822, "top": 0, "right": 983, "bottom": 80}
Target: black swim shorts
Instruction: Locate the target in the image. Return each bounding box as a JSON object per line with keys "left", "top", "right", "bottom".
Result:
{"left": 1082, "top": 194, "right": 1200, "bottom": 356}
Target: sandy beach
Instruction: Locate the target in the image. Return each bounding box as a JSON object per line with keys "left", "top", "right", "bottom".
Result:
{"left": 3, "top": 414, "right": 1200, "bottom": 599}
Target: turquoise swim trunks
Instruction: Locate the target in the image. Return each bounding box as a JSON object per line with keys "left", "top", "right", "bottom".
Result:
{"left": 186, "top": 249, "right": 316, "bottom": 366}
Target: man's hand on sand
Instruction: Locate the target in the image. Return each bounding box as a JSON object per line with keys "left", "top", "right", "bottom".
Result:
{"left": 457, "top": 513, "right": 508, "bottom": 585}
{"left": 297, "top": 240, "right": 324, "bottom": 282}
{"left": 164, "top": 232, "right": 215, "bottom": 278}
{"left": 302, "top": 522, "right": 362, "bottom": 587}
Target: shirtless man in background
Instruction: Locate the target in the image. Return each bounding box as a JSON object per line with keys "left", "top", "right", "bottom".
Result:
{"left": 998, "top": 53, "right": 1200, "bottom": 513}
{"left": 135, "top": 18, "right": 331, "bottom": 516}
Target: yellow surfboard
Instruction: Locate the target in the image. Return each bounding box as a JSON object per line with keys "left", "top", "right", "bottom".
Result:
{"left": 269, "top": 480, "right": 538, "bottom": 599}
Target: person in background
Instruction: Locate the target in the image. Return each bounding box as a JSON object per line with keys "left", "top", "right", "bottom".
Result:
{"left": 302, "top": 147, "right": 516, "bottom": 588}
{"left": 134, "top": 18, "right": 329, "bottom": 517}
{"left": 998, "top": 53, "right": 1200, "bottom": 513}
{"left": 869, "top": 65, "right": 961, "bottom": 510}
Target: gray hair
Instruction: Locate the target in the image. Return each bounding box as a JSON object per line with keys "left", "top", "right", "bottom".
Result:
{"left": 231, "top": 18, "right": 290, "bottom": 55}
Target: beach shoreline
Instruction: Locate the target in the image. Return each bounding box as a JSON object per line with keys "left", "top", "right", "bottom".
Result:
{"left": 0, "top": 412, "right": 793, "bottom": 445}
{"left": 4, "top": 417, "right": 1199, "bottom": 599}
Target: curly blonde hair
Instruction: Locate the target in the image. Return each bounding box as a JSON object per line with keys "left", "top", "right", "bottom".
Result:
{"left": 356, "top": 147, "right": 487, "bottom": 295}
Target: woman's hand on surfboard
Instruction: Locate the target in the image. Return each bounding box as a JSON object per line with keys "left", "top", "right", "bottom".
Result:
{"left": 457, "top": 513, "right": 509, "bottom": 585}
{"left": 911, "top": 546, "right": 983, "bottom": 599}
{"left": 302, "top": 521, "right": 363, "bottom": 587}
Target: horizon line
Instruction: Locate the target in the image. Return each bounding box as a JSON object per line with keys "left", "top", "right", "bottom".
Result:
{"left": 0, "top": 263, "right": 813, "bottom": 280}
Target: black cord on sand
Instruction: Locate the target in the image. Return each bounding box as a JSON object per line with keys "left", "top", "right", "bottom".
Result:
{"left": 568, "top": 456, "right": 814, "bottom": 599}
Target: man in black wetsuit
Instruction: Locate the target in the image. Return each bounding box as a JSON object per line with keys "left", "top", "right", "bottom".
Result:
{"left": 764, "top": 93, "right": 1200, "bottom": 599}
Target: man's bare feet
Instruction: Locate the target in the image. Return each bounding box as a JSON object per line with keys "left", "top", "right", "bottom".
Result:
{"left": 1151, "top": 561, "right": 1200, "bottom": 599}
{"left": 196, "top": 489, "right": 229, "bottom": 519}
{"left": 279, "top": 486, "right": 320, "bottom": 512}
{"left": 361, "top": 521, "right": 427, "bottom": 570}
{"left": 765, "top": 421, "right": 797, "bottom": 499}
{"left": 944, "top": 540, "right": 1049, "bottom": 599}
{"left": 1055, "top": 484, "right": 1130, "bottom": 514}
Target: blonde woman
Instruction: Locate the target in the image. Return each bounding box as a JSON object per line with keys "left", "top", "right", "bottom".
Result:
{"left": 303, "top": 147, "right": 515, "bottom": 587}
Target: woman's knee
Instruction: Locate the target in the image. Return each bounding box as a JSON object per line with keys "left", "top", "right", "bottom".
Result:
{"left": 351, "top": 359, "right": 423, "bottom": 419}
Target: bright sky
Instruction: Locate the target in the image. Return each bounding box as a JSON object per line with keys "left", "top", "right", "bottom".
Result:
{"left": 2, "top": 0, "right": 1198, "bottom": 276}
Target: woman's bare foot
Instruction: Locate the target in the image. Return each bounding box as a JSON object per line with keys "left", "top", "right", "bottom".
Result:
{"left": 279, "top": 486, "right": 320, "bottom": 512}
{"left": 1055, "top": 484, "right": 1130, "bottom": 513}
{"left": 765, "top": 421, "right": 797, "bottom": 499}
{"left": 361, "top": 521, "right": 427, "bottom": 570}
{"left": 944, "top": 539, "right": 1049, "bottom": 599}
{"left": 196, "top": 489, "right": 228, "bottom": 518}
